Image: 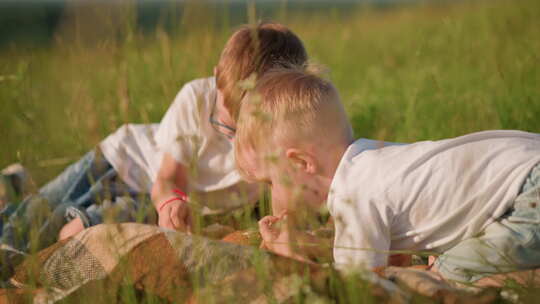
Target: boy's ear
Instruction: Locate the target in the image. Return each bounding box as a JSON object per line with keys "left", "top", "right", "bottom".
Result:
{"left": 285, "top": 148, "right": 317, "bottom": 174}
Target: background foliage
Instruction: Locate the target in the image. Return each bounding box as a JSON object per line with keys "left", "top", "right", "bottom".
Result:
{"left": 1, "top": 0, "right": 539, "bottom": 189}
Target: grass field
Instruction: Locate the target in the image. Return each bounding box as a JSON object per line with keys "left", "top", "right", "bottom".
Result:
{"left": 1, "top": 0, "right": 540, "bottom": 301}
{"left": 1, "top": 0, "right": 539, "bottom": 184}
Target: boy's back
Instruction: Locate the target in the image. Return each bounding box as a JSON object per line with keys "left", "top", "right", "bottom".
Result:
{"left": 329, "top": 130, "right": 540, "bottom": 269}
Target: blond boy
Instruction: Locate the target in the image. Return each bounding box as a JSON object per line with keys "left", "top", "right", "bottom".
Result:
{"left": 235, "top": 68, "right": 540, "bottom": 283}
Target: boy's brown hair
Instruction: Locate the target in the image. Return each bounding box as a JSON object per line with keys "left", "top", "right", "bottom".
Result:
{"left": 235, "top": 67, "right": 352, "bottom": 182}
{"left": 216, "top": 22, "right": 308, "bottom": 122}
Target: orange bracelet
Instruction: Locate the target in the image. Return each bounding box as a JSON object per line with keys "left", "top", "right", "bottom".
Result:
{"left": 158, "top": 197, "right": 186, "bottom": 212}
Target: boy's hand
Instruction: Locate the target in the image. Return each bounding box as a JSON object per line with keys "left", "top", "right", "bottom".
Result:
{"left": 259, "top": 213, "right": 315, "bottom": 264}
{"left": 259, "top": 211, "right": 297, "bottom": 258}
{"left": 157, "top": 199, "right": 191, "bottom": 232}
{"left": 152, "top": 153, "right": 191, "bottom": 232}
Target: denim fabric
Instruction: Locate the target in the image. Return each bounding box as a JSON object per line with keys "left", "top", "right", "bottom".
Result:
{"left": 436, "top": 162, "right": 540, "bottom": 282}
{"left": 0, "top": 149, "right": 149, "bottom": 253}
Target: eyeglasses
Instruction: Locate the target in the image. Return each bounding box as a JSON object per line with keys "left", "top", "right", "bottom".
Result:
{"left": 209, "top": 95, "right": 236, "bottom": 140}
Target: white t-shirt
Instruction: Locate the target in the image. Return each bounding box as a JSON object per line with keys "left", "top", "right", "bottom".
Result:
{"left": 100, "top": 77, "right": 259, "bottom": 212}
{"left": 327, "top": 130, "right": 540, "bottom": 271}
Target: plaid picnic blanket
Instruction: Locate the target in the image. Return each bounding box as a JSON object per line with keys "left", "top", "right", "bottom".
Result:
{"left": 3, "top": 223, "right": 536, "bottom": 303}
{"left": 4, "top": 223, "right": 365, "bottom": 303}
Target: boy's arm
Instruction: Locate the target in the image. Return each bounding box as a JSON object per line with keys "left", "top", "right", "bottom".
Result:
{"left": 332, "top": 200, "right": 391, "bottom": 270}
{"left": 151, "top": 152, "right": 191, "bottom": 231}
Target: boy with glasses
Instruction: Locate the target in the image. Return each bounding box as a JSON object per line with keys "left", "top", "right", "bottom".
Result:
{"left": 0, "top": 23, "right": 308, "bottom": 261}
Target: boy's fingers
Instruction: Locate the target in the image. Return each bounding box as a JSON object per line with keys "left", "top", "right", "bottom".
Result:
{"left": 166, "top": 200, "right": 191, "bottom": 232}
{"left": 161, "top": 213, "right": 173, "bottom": 228}
{"left": 259, "top": 218, "right": 275, "bottom": 236}
{"left": 258, "top": 222, "right": 273, "bottom": 236}
{"left": 258, "top": 215, "right": 279, "bottom": 227}
{"left": 259, "top": 215, "right": 274, "bottom": 222}
{"left": 170, "top": 206, "right": 185, "bottom": 231}
{"left": 258, "top": 221, "right": 271, "bottom": 234}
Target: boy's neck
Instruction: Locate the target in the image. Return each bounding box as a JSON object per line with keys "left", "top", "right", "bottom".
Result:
{"left": 316, "top": 139, "right": 353, "bottom": 198}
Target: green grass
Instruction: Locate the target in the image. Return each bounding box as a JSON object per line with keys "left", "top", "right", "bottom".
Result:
{"left": 1, "top": 0, "right": 539, "bottom": 183}
{"left": 1, "top": 0, "right": 540, "bottom": 302}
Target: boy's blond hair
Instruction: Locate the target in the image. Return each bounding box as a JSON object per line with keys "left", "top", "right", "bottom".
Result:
{"left": 235, "top": 68, "right": 353, "bottom": 181}
{"left": 216, "top": 22, "right": 308, "bottom": 122}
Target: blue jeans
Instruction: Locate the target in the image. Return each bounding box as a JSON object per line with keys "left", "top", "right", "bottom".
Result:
{"left": 435, "top": 162, "right": 540, "bottom": 282}
{"left": 0, "top": 149, "right": 150, "bottom": 253}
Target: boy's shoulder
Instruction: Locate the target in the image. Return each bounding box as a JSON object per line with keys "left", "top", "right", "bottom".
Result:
{"left": 182, "top": 76, "right": 216, "bottom": 94}
{"left": 170, "top": 76, "right": 216, "bottom": 113}
{"left": 344, "top": 131, "right": 540, "bottom": 164}
{"left": 347, "top": 139, "right": 405, "bottom": 157}
{"left": 328, "top": 139, "right": 405, "bottom": 202}
{"left": 337, "top": 139, "right": 406, "bottom": 171}
{"left": 331, "top": 130, "right": 540, "bottom": 198}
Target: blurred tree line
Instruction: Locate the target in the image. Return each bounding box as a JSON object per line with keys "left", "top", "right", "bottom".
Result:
{"left": 0, "top": 0, "right": 411, "bottom": 49}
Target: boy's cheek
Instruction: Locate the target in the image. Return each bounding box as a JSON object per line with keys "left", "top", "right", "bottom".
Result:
{"left": 298, "top": 183, "right": 327, "bottom": 208}
{"left": 271, "top": 183, "right": 295, "bottom": 208}
{"left": 308, "top": 198, "right": 328, "bottom": 211}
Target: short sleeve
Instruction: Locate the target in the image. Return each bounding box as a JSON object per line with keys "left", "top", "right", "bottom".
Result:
{"left": 331, "top": 195, "right": 392, "bottom": 272}
{"left": 154, "top": 81, "right": 203, "bottom": 165}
